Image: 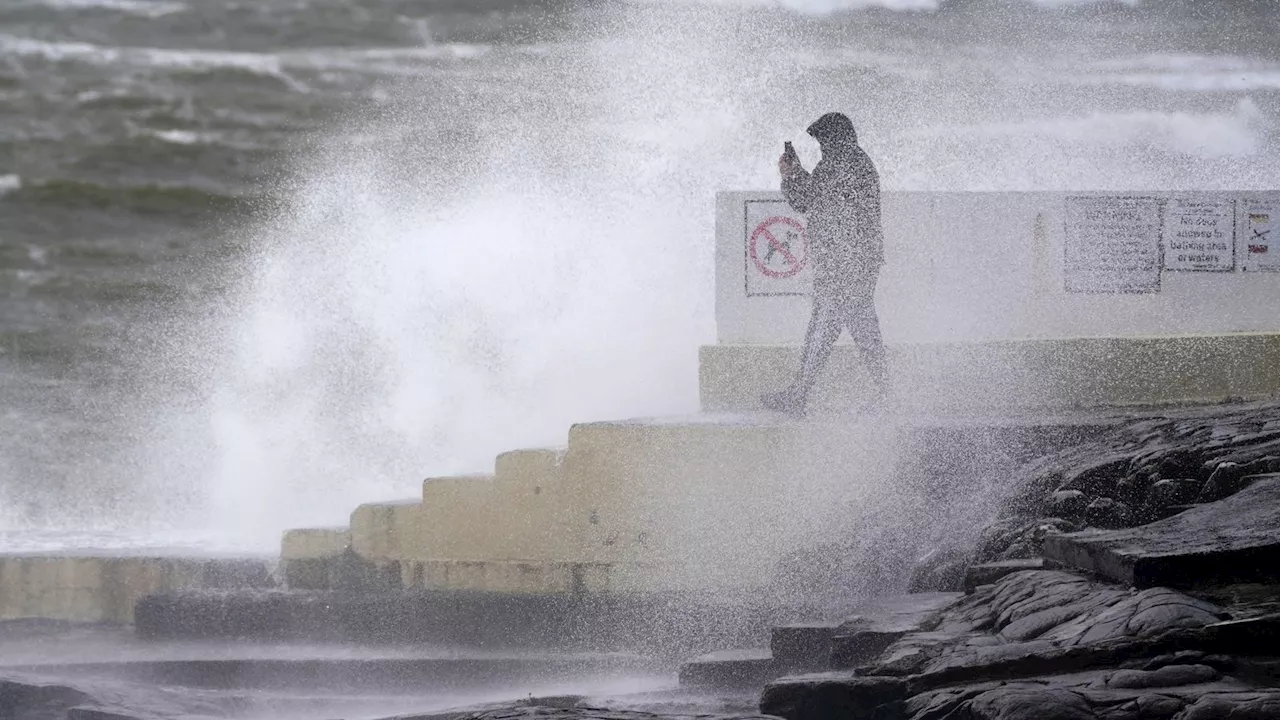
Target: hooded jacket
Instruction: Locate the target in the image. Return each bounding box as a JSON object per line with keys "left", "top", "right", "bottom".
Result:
{"left": 781, "top": 113, "right": 884, "bottom": 284}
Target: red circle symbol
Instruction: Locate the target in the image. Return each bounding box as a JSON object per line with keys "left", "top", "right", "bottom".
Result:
{"left": 749, "top": 216, "right": 807, "bottom": 278}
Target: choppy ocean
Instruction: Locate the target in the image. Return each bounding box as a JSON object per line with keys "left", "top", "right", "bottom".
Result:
{"left": 1, "top": 0, "right": 1278, "bottom": 550}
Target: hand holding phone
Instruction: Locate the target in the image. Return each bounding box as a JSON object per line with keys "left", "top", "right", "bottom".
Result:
{"left": 779, "top": 141, "right": 799, "bottom": 176}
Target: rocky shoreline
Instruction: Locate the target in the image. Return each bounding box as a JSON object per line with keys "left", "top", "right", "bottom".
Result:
{"left": 743, "top": 399, "right": 1280, "bottom": 719}
{"left": 7, "top": 400, "right": 1280, "bottom": 720}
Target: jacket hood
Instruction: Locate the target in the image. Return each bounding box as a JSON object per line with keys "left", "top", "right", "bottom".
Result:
{"left": 806, "top": 112, "right": 858, "bottom": 149}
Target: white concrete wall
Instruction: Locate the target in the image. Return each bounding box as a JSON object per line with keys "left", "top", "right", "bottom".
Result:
{"left": 716, "top": 191, "right": 1280, "bottom": 345}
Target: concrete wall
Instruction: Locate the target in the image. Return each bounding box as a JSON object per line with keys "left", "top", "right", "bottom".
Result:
{"left": 711, "top": 191, "right": 1280, "bottom": 411}
{"left": 717, "top": 191, "right": 1280, "bottom": 346}
{"left": 0, "top": 554, "right": 273, "bottom": 623}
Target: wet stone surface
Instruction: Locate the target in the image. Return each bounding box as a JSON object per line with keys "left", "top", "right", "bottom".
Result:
{"left": 1043, "top": 476, "right": 1280, "bottom": 588}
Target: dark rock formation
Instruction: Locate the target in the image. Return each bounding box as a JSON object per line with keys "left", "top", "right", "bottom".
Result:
{"left": 429, "top": 706, "right": 780, "bottom": 720}
{"left": 760, "top": 674, "right": 906, "bottom": 720}
{"left": 0, "top": 678, "right": 93, "bottom": 720}
{"left": 759, "top": 569, "right": 1279, "bottom": 720}
{"left": 829, "top": 593, "right": 960, "bottom": 669}
{"left": 1043, "top": 476, "right": 1280, "bottom": 588}
{"left": 982, "top": 402, "right": 1280, "bottom": 565}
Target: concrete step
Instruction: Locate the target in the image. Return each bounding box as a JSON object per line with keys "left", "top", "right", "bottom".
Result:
{"left": 678, "top": 649, "right": 776, "bottom": 690}
{"left": 351, "top": 499, "right": 420, "bottom": 564}
{"left": 494, "top": 447, "right": 566, "bottom": 490}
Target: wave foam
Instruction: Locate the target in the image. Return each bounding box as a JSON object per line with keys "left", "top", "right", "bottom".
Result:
{"left": 20, "top": 0, "right": 185, "bottom": 19}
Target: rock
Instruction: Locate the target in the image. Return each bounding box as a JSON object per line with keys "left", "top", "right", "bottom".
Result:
{"left": 963, "top": 559, "right": 1045, "bottom": 594}
{"left": 0, "top": 678, "right": 94, "bottom": 720}
{"left": 1146, "top": 478, "right": 1202, "bottom": 511}
{"left": 414, "top": 706, "right": 782, "bottom": 720}
{"left": 1099, "top": 663, "right": 1219, "bottom": 689}
{"left": 1083, "top": 497, "right": 1130, "bottom": 529}
{"left": 1023, "top": 518, "right": 1075, "bottom": 550}
{"left": 66, "top": 708, "right": 147, "bottom": 720}
{"left": 1044, "top": 475, "right": 1280, "bottom": 588}
{"left": 904, "top": 682, "right": 1280, "bottom": 720}
{"left": 1048, "top": 490, "right": 1089, "bottom": 518}
{"left": 1178, "top": 694, "right": 1280, "bottom": 720}
{"left": 1061, "top": 457, "right": 1131, "bottom": 497}
{"left": 771, "top": 622, "right": 840, "bottom": 673}
{"left": 1205, "top": 614, "right": 1280, "bottom": 656}
{"left": 759, "top": 673, "right": 906, "bottom": 720}
{"left": 854, "top": 570, "right": 1228, "bottom": 686}
{"left": 907, "top": 548, "right": 968, "bottom": 593}
{"left": 996, "top": 540, "right": 1035, "bottom": 561}
{"left": 678, "top": 649, "right": 777, "bottom": 690}
{"left": 965, "top": 686, "right": 1094, "bottom": 720}
{"left": 1197, "top": 462, "right": 1279, "bottom": 503}
{"left": 1115, "top": 472, "right": 1156, "bottom": 505}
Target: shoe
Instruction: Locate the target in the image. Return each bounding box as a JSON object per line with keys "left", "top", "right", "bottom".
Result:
{"left": 761, "top": 387, "right": 808, "bottom": 417}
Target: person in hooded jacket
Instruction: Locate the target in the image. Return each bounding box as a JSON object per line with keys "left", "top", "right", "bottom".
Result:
{"left": 762, "top": 112, "right": 889, "bottom": 416}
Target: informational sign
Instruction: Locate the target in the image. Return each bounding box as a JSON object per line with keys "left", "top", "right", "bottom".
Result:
{"left": 744, "top": 199, "right": 811, "bottom": 296}
{"left": 1162, "top": 199, "right": 1235, "bottom": 272}
{"left": 1241, "top": 199, "right": 1280, "bottom": 272}
{"left": 1064, "top": 196, "right": 1162, "bottom": 294}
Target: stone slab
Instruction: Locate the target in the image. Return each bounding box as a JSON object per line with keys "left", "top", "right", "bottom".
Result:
{"left": 677, "top": 649, "right": 776, "bottom": 690}
{"left": 829, "top": 593, "right": 961, "bottom": 669}
{"left": 963, "top": 559, "right": 1045, "bottom": 593}
{"left": 759, "top": 673, "right": 906, "bottom": 720}
{"left": 1043, "top": 475, "right": 1280, "bottom": 588}
{"left": 280, "top": 527, "right": 349, "bottom": 560}
{"left": 770, "top": 621, "right": 840, "bottom": 672}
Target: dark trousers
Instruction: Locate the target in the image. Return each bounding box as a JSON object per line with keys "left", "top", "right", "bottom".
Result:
{"left": 791, "top": 267, "right": 888, "bottom": 399}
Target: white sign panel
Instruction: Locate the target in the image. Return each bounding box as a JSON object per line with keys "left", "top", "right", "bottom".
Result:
{"left": 1064, "top": 196, "right": 1162, "bottom": 294}
{"left": 1162, "top": 199, "right": 1235, "bottom": 272}
{"left": 1242, "top": 199, "right": 1280, "bottom": 272}
{"left": 744, "top": 199, "right": 812, "bottom": 296}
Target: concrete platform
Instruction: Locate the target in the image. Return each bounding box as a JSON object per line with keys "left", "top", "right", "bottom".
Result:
{"left": 130, "top": 586, "right": 837, "bottom": 660}
{"left": 701, "top": 332, "right": 1280, "bottom": 413}
{"left": 0, "top": 552, "right": 274, "bottom": 624}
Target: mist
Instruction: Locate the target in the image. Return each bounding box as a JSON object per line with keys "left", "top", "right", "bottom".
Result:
{"left": 2, "top": 0, "right": 1277, "bottom": 551}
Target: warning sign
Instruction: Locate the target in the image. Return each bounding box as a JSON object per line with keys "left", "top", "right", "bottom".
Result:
{"left": 1162, "top": 199, "right": 1235, "bottom": 272}
{"left": 1064, "top": 196, "right": 1161, "bottom": 294}
{"left": 1241, "top": 199, "right": 1280, "bottom": 272}
{"left": 745, "top": 200, "right": 811, "bottom": 296}
{"left": 750, "top": 217, "right": 806, "bottom": 278}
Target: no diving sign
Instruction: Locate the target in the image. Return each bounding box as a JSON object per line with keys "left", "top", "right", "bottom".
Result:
{"left": 745, "top": 200, "right": 811, "bottom": 296}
